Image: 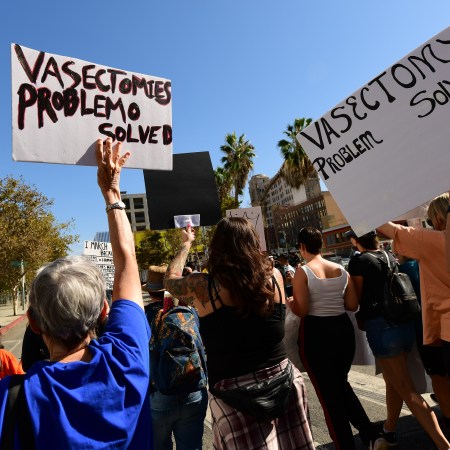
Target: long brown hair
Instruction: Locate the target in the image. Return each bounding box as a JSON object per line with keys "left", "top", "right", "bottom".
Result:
{"left": 207, "top": 217, "right": 274, "bottom": 316}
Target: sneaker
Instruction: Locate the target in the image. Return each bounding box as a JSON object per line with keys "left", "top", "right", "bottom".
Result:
{"left": 380, "top": 429, "right": 399, "bottom": 447}
{"left": 367, "top": 437, "right": 389, "bottom": 450}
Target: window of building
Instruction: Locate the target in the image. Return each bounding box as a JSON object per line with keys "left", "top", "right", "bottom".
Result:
{"left": 136, "top": 225, "right": 146, "bottom": 231}
{"left": 135, "top": 212, "right": 146, "bottom": 223}
{"left": 123, "top": 198, "right": 130, "bottom": 209}
{"left": 133, "top": 197, "right": 145, "bottom": 209}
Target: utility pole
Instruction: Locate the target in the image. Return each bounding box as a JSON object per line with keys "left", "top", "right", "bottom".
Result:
{"left": 21, "top": 259, "right": 26, "bottom": 310}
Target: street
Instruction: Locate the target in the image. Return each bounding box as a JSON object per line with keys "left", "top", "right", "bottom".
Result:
{"left": 2, "top": 319, "right": 442, "bottom": 450}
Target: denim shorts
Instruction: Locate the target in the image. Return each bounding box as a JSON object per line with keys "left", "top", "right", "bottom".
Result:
{"left": 364, "top": 316, "right": 415, "bottom": 358}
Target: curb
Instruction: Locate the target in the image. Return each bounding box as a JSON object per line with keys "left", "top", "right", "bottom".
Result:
{"left": 0, "top": 314, "right": 27, "bottom": 336}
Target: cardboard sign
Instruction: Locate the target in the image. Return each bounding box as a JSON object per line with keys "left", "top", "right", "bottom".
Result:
{"left": 11, "top": 44, "right": 172, "bottom": 170}
{"left": 83, "top": 240, "right": 114, "bottom": 290}
{"left": 297, "top": 26, "right": 450, "bottom": 236}
{"left": 144, "top": 152, "right": 221, "bottom": 229}
{"left": 226, "top": 206, "right": 267, "bottom": 252}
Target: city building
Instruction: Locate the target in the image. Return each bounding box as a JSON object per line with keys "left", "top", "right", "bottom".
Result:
{"left": 249, "top": 174, "right": 270, "bottom": 206}
{"left": 121, "top": 192, "right": 151, "bottom": 231}
{"left": 249, "top": 173, "right": 322, "bottom": 251}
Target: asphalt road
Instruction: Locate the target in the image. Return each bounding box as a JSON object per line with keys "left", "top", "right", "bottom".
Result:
{"left": 2, "top": 319, "right": 442, "bottom": 450}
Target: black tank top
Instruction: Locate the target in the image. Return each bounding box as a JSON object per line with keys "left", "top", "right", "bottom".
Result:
{"left": 199, "top": 276, "right": 287, "bottom": 387}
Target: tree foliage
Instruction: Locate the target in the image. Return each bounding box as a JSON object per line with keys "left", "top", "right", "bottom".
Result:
{"left": 259, "top": 118, "right": 315, "bottom": 206}
{"left": 214, "top": 168, "right": 238, "bottom": 216}
{"left": 135, "top": 230, "right": 170, "bottom": 268}
{"left": 220, "top": 132, "right": 255, "bottom": 205}
{"left": 278, "top": 117, "right": 315, "bottom": 189}
{"left": 0, "top": 176, "right": 78, "bottom": 292}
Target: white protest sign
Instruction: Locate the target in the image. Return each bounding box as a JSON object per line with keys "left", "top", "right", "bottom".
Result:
{"left": 11, "top": 44, "right": 172, "bottom": 170}
{"left": 83, "top": 240, "right": 114, "bottom": 290}
{"left": 297, "top": 27, "right": 450, "bottom": 236}
{"left": 174, "top": 214, "right": 201, "bottom": 228}
{"left": 226, "top": 206, "right": 267, "bottom": 252}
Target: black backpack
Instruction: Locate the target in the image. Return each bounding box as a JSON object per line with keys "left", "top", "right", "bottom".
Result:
{"left": 367, "top": 251, "right": 421, "bottom": 324}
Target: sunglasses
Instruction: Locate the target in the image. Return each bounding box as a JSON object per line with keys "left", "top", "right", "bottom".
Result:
{"left": 426, "top": 218, "right": 433, "bottom": 227}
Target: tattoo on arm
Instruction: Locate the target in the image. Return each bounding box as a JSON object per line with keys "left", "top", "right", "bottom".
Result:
{"left": 164, "top": 273, "right": 210, "bottom": 309}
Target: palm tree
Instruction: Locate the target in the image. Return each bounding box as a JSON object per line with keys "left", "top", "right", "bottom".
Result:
{"left": 278, "top": 117, "right": 315, "bottom": 188}
{"left": 259, "top": 118, "right": 315, "bottom": 205}
{"left": 214, "top": 166, "right": 233, "bottom": 205}
{"left": 220, "top": 132, "right": 255, "bottom": 206}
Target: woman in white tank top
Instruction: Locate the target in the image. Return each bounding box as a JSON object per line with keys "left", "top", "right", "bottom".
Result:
{"left": 289, "top": 227, "right": 387, "bottom": 450}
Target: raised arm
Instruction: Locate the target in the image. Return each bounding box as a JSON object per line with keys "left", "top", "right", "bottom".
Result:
{"left": 96, "top": 138, "right": 143, "bottom": 308}
{"left": 164, "top": 225, "right": 210, "bottom": 310}
{"left": 376, "top": 221, "right": 402, "bottom": 239}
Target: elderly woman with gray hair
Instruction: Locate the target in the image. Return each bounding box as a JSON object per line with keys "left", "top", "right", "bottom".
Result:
{"left": 0, "top": 138, "right": 152, "bottom": 449}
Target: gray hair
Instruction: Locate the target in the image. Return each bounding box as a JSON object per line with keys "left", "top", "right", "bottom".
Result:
{"left": 29, "top": 256, "right": 106, "bottom": 349}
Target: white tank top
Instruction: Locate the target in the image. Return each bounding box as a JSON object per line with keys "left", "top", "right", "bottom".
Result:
{"left": 301, "top": 264, "right": 348, "bottom": 316}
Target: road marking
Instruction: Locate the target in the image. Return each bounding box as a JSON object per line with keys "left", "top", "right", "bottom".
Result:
{"left": 2, "top": 339, "right": 22, "bottom": 355}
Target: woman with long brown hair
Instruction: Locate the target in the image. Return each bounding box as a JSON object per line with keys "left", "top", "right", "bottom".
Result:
{"left": 164, "top": 217, "right": 314, "bottom": 450}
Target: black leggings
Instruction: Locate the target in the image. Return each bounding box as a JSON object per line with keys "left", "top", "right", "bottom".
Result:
{"left": 299, "top": 313, "right": 374, "bottom": 450}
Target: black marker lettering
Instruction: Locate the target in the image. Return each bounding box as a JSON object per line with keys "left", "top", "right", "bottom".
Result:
{"left": 163, "top": 124, "right": 172, "bottom": 145}
{"left": 14, "top": 44, "right": 45, "bottom": 84}
{"left": 330, "top": 106, "right": 352, "bottom": 133}
{"left": 368, "top": 72, "right": 396, "bottom": 103}
{"left": 99, "top": 123, "right": 115, "bottom": 139}
{"left": 360, "top": 87, "right": 380, "bottom": 110}
{"left": 17, "top": 83, "right": 37, "bottom": 130}
{"left": 149, "top": 126, "right": 161, "bottom": 143}
{"left": 41, "top": 57, "right": 64, "bottom": 89}
{"left": 346, "top": 96, "right": 367, "bottom": 120}
{"left": 61, "top": 61, "right": 81, "bottom": 89}
{"left": 82, "top": 65, "right": 97, "bottom": 90}
{"left": 299, "top": 122, "right": 325, "bottom": 150}
{"left": 126, "top": 124, "right": 139, "bottom": 143}
{"left": 391, "top": 63, "right": 416, "bottom": 88}
{"left": 95, "top": 69, "right": 110, "bottom": 92}
{"left": 37, "top": 87, "right": 57, "bottom": 128}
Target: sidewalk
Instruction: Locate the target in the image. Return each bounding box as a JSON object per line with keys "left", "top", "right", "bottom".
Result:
{"left": 0, "top": 302, "right": 28, "bottom": 336}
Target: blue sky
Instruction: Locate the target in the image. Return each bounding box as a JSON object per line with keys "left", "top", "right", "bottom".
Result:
{"left": 1, "top": 1, "right": 449, "bottom": 253}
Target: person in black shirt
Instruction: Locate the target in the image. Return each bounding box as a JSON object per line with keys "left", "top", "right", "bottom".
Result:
{"left": 348, "top": 230, "right": 449, "bottom": 450}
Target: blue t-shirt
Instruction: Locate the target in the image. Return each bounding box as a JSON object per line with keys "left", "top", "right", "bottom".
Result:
{"left": 0, "top": 300, "right": 152, "bottom": 449}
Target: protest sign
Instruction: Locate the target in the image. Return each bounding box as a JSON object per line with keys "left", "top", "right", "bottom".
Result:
{"left": 11, "top": 44, "right": 172, "bottom": 170}
{"left": 83, "top": 240, "right": 114, "bottom": 290}
{"left": 297, "top": 26, "right": 450, "bottom": 236}
{"left": 226, "top": 206, "right": 267, "bottom": 251}
{"left": 174, "top": 214, "right": 201, "bottom": 228}
{"left": 144, "top": 152, "right": 221, "bottom": 229}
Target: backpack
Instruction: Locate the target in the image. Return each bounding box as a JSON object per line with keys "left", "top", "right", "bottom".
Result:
{"left": 367, "top": 251, "right": 421, "bottom": 324}
{"left": 150, "top": 305, "right": 207, "bottom": 395}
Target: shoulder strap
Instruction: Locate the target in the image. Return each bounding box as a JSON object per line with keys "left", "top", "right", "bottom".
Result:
{"left": 271, "top": 275, "right": 284, "bottom": 317}
{"left": 381, "top": 250, "right": 392, "bottom": 271}
{"left": 207, "top": 276, "right": 223, "bottom": 311}
{"left": 0, "top": 375, "right": 35, "bottom": 450}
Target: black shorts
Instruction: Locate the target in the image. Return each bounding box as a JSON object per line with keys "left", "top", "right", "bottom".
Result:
{"left": 416, "top": 333, "right": 448, "bottom": 376}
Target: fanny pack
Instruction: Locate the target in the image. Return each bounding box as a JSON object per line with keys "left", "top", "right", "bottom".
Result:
{"left": 210, "top": 361, "right": 294, "bottom": 423}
